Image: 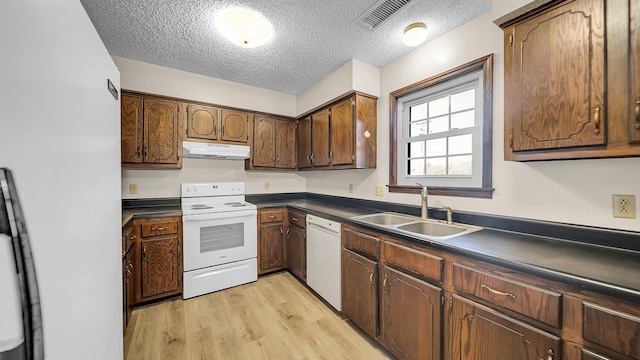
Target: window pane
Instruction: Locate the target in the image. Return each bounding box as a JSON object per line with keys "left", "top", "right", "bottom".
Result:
{"left": 408, "top": 141, "right": 425, "bottom": 157}
{"left": 429, "top": 97, "right": 449, "bottom": 117}
{"left": 409, "top": 159, "right": 425, "bottom": 175}
{"left": 426, "top": 138, "right": 446, "bottom": 157}
{"left": 410, "top": 120, "right": 427, "bottom": 137}
{"left": 448, "top": 155, "right": 472, "bottom": 175}
{"left": 426, "top": 157, "right": 446, "bottom": 175}
{"left": 451, "top": 110, "right": 475, "bottom": 129}
{"left": 451, "top": 89, "right": 475, "bottom": 112}
{"left": 449, "top": 134, "right": 472, "bottom": 155}
{"left": 428, "top": 115, "right": 449, "bottom": 134}
{"left": 410, "top": 103, "right": 428, "bottom": 121}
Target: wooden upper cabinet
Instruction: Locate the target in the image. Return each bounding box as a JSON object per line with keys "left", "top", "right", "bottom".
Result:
{"left": 121, "top": 93, "right": 182, "bottom": 169}
{"left": 252, "top": 115, "right": 277, "bottom": 167}
{"left": 631, "top": 0, "right": 640, "bottom": 143}
{"left": 144, "top": 99, "right": 181, "bottom": 164}
{"left": 121, "top": 95, "right": 143, "bottom": 164}
{"left": 220, "top": 109, "right": 249, "bottom": 143}
{"left": 311, "top": 109, "right": 330, "bottom": 167}
{"left": 276, "top": 119, "right": 297, "bottom": 169}
{"left": 506, "top": 0, "right": 605, "bottom": 153}
{"left": 297, "top": 116, "right": 312, "bottom": 169}
{"left": 330, "top": 97, "right": 354, "bottom": 166}
{"left": 186, "top": 105, "right": 219, "bottom": 141}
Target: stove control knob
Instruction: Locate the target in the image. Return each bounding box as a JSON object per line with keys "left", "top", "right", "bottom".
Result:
{"left": 186, "top": 187, "right": 191, "bottom": 193}
{"left": 194, "top": 187, "right": 198, "bottom": 192}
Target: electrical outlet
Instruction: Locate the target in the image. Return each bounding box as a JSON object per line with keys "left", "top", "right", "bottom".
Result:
{"left": 613, "top": 194, "right": 636, "bottom": 218}
{"left": 264, "top": 181, "right": 270, "bottom": 190}
{"left": 129, "top": 183, "right": 138, "bottom": 194}
{"left": 349, "top": 183, "right": 354, "bottom": 193}
{"left": 375, "top": 185, "right": 385, "bottom": 196}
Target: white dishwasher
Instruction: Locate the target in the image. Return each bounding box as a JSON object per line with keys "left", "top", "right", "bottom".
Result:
{"left": 306, "top": 214, "right": 342, "bottom": 311}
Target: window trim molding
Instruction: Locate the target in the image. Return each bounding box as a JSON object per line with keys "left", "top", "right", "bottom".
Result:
{"left": 388, "top": 54, "right": 494, "bottom": 198}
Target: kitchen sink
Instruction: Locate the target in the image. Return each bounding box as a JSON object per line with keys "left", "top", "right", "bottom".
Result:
{"left": 351, "top": 212, "right": 482, "bottom": 241}
{"left": 351, "top": 212, "right": 417, "bottom": 226}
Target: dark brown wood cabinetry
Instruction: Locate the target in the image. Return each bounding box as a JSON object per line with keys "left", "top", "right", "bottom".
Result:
{"left": 130, "top": 216, "right": 183, "bottom": 303}
{"left": 220, "top": 109, "right": 250, "bottom": 143}
{"left": 258, "top": 208, "right": 286, "bottom": 275}
{"left": 297, "top": 93, "right": 377, "bottom": 170}
{"left": 286, "top": 209, "right": 306, "bottom": 281}
{"left": 249, "top": 116, "right": 297, "bottom": 170}
{"left": 186, "top": 105, "right": 250, "bottom": 145}
{"left": 186, "top": 104, "right": 219, "bottom": 141}
{"left": 342, "top": 248, "right": 378, "bottom": 338}
{"left": 122, "top": 222, "right": 136, "bottom": 333}
{"left": 121, "top": 93, "right": 183, "bottom": 168}
{"left": 501, "top": 0, "right": 640, "bottom": 160}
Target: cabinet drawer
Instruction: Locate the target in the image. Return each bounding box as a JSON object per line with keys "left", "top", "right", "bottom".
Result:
{"left": 583, "top": 302, "right": 640, "bottom": 358}
{"left": 260, "top": 209, "right": 283, "bottom": 223}
{"left": 383, "top": 241, "right": 443, "bottom": 283}
{"left": 288, "top": 210, "right": 306, "bottom": 228}
{"left": 141, "top": 220, "right": 179, "bottom": 238}
{"left": 453, "top": 263, "right": 561, "bottom": 327}
{"left": 342, "top": 227, "right": 380, "bottom": 258}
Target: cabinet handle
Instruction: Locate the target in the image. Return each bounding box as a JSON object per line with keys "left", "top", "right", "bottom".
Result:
{"left": 310, "top": 153, "right": 314, "bottom": 163}
{"left": 291, "top": 217, "right": 298, "bottom": 221}
{"left": 481, "top": 284, "right": 516, "bottom": 300}
{"left": 276, "top": 156, "right": 279, "bottom": 163}
{"left": 286, "top": 228, "right": 290, "bottom": 235}
{"left": 143, "top": 145, "right": 148, "bottom": 157}
{"left": 593, "top": 105, "right": 601, "bottom": 135}
{"left": 546, "top": 349, "right": 554, "bottom": 360}
{"left": 280, "top": 227, "right": 283, "bottom": 234}
{"left": 135, "top": 146, "right": 141, "bottom": 157}
{"left": 214, "top": 124, "right": 218, "bottom": 136}
{"left": 369, "top": 272, "right": 374, "bottom": 287}
{"left": 151, "top": 227, "right": 168, "bottom": 231}
{"left": 634, "top": 97, "right": 640, "bottom": 130}
{"left": 329, "top": 151, "right": 333, "bottom": 162}
{"left": 383, "top": 275, "right": 388, "bottom": 293}
{"left": 268, "top": 215, "right": 276, "bottom": 219}
{"left": 222, "top": 124, "right": 225, "bottom": 135}
{"left": 142, "top": 246, "right": 147, "bottom": 261}
{"left": 129, "top": 234, "right": 137, "bottom": 240}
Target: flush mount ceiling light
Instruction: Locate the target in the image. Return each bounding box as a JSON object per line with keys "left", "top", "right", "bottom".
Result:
{"left": 402, "top": 22, "right": 428, "bottom": 47}
{"left": 215, "top": 8, "right": 274, "bottom": 48}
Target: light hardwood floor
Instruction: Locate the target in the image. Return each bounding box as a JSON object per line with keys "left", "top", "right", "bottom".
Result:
{"left": 124, "top": 272, "right": 394, "bottom": 360}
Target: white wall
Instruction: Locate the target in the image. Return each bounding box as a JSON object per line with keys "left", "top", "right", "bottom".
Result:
{"left": 115, "top": 57, "right": 306, "bottom": 199}
{"left": 304, "top": 0, "right": 640, "bottom": 232}
{"left": 0, "top": 1, "right": 122, "bottom": 359}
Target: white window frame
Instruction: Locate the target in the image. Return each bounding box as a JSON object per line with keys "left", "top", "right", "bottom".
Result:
{"left": 397, "top": 70, "right": 483, "bottom": 188}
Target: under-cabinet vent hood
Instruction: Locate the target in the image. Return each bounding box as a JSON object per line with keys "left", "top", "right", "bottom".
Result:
{"left": 183, "top": 141, "right": 250, "bottom": 160}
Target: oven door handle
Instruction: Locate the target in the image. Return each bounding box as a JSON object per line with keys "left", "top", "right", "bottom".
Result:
{"left": 183, "top": 209, "right": 257, "bottom": 222}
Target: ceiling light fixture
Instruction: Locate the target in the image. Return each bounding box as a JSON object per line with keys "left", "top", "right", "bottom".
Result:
{"left": 215, "top": 8, "right": 274, "bottom": 48}
{"left": 402, "top": 22, "right": 428, "bottom": 47}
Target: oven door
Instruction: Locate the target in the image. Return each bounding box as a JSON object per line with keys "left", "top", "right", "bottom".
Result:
{"left": 182, "top": 209, "right": 257, "bottom": 272}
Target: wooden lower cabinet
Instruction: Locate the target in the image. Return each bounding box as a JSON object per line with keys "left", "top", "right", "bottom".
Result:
{"left": 140, "top": 236, "right": 181, "bottom": 298}
{"left": 381, "top": 266, "right": 441, "bottom": 360}
{"left": 259, "top": 222, "right": 285, "bottom": 273}
{"left": 342, "top": 248, "right": 378, "bottom": 338}
{"left": 450, "top": 294, "right": 560, "bottom": 360}
{"left": 287, "top": 224, "right": 306, "bottom": 281}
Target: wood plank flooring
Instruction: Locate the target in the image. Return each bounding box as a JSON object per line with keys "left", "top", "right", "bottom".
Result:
{"left": 124, "top": 272, "right": 394, "bottom": 360}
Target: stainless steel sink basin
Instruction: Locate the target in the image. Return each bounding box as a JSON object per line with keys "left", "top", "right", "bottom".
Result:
{"left": 351, "top": 212, "right": 482, "bottom": 241}
{"left": 351, "top": 212, "right": 416, "bottom": 226}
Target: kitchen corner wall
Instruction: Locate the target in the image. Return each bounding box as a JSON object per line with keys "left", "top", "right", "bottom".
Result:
{"left": 303, "top": 0, "right": 640, "bottom": 232}
{"left": 115, "top": 56, "right": 306, "bottom": 198}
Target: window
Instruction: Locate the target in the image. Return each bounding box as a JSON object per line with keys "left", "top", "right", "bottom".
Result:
{"left": 389, "top": 55, "right": 494, "bottom": 198}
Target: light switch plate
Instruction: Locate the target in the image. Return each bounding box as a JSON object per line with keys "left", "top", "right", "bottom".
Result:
{"left": 375, "top": 185, "right": 384, "bottom": 196}
{"left": 349, "top": 183, "right": 354, "bottom": 193}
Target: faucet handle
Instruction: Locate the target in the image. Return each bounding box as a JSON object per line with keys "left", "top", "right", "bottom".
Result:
{"left": 416, "top": 183, "right": 428, "bottom": 194}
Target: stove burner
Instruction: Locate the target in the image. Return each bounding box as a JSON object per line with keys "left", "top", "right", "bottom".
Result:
{"left": 224, "top": 202, "right": 246, "bottom": 207}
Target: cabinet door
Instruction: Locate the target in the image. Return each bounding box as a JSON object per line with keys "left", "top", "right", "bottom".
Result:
{"left": 121, "top": 95, "right": 143, "bottom": 163}
{"left": 122, "top": 254, "right": 128, "bottom": 333}
{"left": 187, "top": 105, "right": 219, "bottom": 141}
{"left": 311, "top": 109, "right": 330, "bottom": 167}
{"left": 276, "top": 119, "right": 297, "bottom": 169}
{"left": 125, "top": 246, "right": 135, "bottom": 328}
{"left": 297, "top": 117, "right": 312, "bottom": 168}
{"left": 342, "top": 248, "right": 378, "bottom": 339}
{"left": 330, "top": 97, "right": 354, "bottom": 166}
{"left": 141, "top": 236, "right": 181, "bottom": 298}
{"left": 220, "top": 109, "right": 249, "bottom": 143}
{"left": 631, "top": 0, "right": 640, "bottom": 142}
{"left": 259, "top": 223, "right": 285, "bottom": 274}
{"left": 143, "top": 99, "right": 181, "bottom": 164}
{"left": 381, "top": 266, "right": 441, "bottom": 360}
{"left": 451, "top": 294, "right": 560, "bottom": 360}
{"left": 508, "top": 0, "right": 605, "bottom": 152}
{"left": 287, "top": 225, "right": 306, "bottom": 281}
{"left": 253, "top": 116, "right": 276, "bottom": 167}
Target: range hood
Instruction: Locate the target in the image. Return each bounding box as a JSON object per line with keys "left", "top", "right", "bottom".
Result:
{"left": 183, "top": 141, "right": 250, "bottom": 159}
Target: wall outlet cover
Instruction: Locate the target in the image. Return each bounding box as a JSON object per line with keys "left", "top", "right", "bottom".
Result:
{"left": 613, "top": 194, "right": 636, "bottom": 219}
{"left": 375, "top": 185, "right": 384, "bottom": 196}
{"left": 264, "top": 181, "right": 270, "bottom": 190}
{"left": 349, "top": 183, "right": 354, "bottom": 193}
{"left": 129, "top": 183, "right": 138, "bottom": 194}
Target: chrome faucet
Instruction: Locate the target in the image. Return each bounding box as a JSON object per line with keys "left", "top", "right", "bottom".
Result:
{"left": 416, "top": 183, "right": 429, "bottom": 220}
{"left": 443, "top": 206, "right": 453, "bottom": 225}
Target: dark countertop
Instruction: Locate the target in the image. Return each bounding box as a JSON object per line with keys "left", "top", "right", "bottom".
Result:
{"left": 126, "top": 197, "right": 640, "bottom": 303}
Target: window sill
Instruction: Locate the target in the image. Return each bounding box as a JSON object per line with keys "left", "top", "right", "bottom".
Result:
{"left": 387, "top": 184, "right": 494, "bottom": 198}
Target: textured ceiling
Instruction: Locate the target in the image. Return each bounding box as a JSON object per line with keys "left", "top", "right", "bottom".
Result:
{"left": 80, "top": 0, "right": 491, "bottom": 95}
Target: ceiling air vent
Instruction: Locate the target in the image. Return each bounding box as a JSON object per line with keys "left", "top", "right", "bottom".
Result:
{"left": 356, "top": 0, "right": 413, "bottom": 29}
